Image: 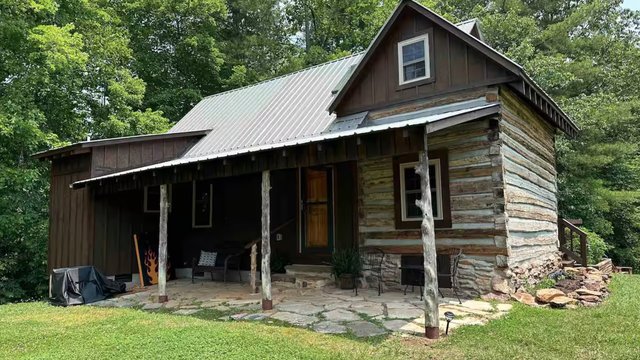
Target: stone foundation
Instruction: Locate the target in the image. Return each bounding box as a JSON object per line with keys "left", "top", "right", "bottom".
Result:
{"left": 509, "top": 252, "right": 563, "bottom": 292}
{"left": 361, "top": 253, "right": 402, "bottom": 290}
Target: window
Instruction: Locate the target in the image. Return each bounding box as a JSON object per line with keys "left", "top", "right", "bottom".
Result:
{"left": 398, "top": 34, "right": 430, "bottom": 85}
{"left": 394, "top": 152, "right": 451, "bottom": 229}
{"left": 399, "top": 160, "right": 443, "bottom": 221}
{"left": 144, "top": 185, "right": 171, "bottom": 213}
{"left": 192, "top": 181, "right": 213, "bottom": 228}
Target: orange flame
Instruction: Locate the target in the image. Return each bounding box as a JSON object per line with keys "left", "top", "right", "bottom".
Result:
{"left": 144, "top": 249, "right": 158, "bottom": 285}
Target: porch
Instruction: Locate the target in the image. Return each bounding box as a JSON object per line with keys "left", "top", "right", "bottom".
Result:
{"left": 92, "top": 279, "right": 512, "bottom": 337}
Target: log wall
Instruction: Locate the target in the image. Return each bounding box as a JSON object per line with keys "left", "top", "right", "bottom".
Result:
{"left": 358, "top": 118, "right": 508, "bottom": 295}
{"left": 500, "top": 88, "right": 561, "bottom": 271}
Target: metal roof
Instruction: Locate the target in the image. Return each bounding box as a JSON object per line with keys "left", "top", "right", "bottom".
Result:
{"left": 169, "top": 53, "right": 363, "bottom": 159}
{"left": 73, "top": 98, "right": 499, "bottom": 188}
{"left": 33, "top": 130, "right": 210, "bottom": 160}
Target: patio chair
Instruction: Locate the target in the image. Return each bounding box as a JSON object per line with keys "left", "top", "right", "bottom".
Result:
{"left": 438, "top": 249, "right": 463, "bottom": 304}
{"left": 358, "top": 248, "right": 386, "bottom": 296}
{"left": 192, "top": 248, "right": 243, "bottom": 283}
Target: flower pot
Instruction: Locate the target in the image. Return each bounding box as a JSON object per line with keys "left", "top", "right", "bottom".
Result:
{"left": 337, "top": 274, "right": 355, "bottom": 289}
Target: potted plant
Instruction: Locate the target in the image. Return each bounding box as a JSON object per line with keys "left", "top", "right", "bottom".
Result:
{"left": 331, "top": 248, "right": 363, "bottom": 289}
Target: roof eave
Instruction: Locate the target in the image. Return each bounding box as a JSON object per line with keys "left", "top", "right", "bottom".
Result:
{"left": 32, "top": 130, "right": 211, "bottom": 160}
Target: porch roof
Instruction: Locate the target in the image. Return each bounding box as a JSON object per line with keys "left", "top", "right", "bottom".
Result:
{"left": 72, "top": 97, "right": 499, "bottom": 188}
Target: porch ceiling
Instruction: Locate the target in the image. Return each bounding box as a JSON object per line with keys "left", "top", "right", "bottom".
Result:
{"left": 72, "top": 98, "right": 499, "bottom": 189}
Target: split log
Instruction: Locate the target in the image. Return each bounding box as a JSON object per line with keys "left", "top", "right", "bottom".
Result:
{"left": 416, "top": 130, "right": 439, "bottom": 339}
{"left": 158, "top": 184, "right": 169, "bottom": 303}
{"left": 261, "top": 170, "right": 272, "bottom": 310}
{"left": 250, "top": 243, "right": 258, "bottom": 294}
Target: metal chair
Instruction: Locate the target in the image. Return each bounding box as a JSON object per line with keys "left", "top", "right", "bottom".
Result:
{"left": 358, "top": 248, "right": 385, "bottom": 296}
{"left": 446, "top": 249, "right": 463, "bottom": 304}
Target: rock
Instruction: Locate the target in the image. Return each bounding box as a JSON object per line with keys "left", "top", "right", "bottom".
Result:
{"left": 323, "top": 309, "right": 360, "bottom": 322}
{"left": 496, "top": 303, "right": 513, "bottom": 312}
{"left": 578, "top": 295, "right": 601, "bottom": 303}
{"left": 350, "top": 304, "right": 384, "bottom": 317}
{"left": 491, "top": 277, "right": 512, "bottom": 294}
{"left": 549, "top": 296, "right": 576, "bottom": 308}
{"left": 382, "top": 319, "right": 410, "bottom": 332}
{"left": 244, "top": 313, "right": 270, "bottom": 321}
{"left": 227, "top": 299, "right": 260, "bottom": 306}
{"left": 583, "top": 280, "right": 605, "bottom": 292}
{"left": 481, "top": 293, "right": 511, "bottom": 302}
{"left": 535, "top": 288, "right": 566, "bottom": 303}
{"left": 345, "top": 321, "right": 387, "bottom": 337}
{"left": 276, "top": 303, "right": 324, "bottom": 315}
{"left": 271, "top": 311, "right": 319, "bottom": 327}
{"left": 386, "top": 307, "right": 424, "bottom": 320}
{"left": 313, "top": 321, "right": 347, "bottom": 334}
{"left": 576, "top": 288, "right": 602, "bottom": 297}
{"left": 555, "top": 279, "right": 582, "bottom": 292}
{"left": 512, "top": 292, "right": 537, "bottom": 306}
{"left": 459, "top": 300, "right": 494, "bottom": 312}
{"left": 142, "top": 303, "right": 163, "bottom": 310}
{"left": 230, "top": 313, "right": 248, "bottom": 320}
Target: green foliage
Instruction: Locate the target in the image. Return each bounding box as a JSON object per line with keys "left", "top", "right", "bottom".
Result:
{"left": 2, "top": 0, "right": 640, "bottom": 302}
{"left": 581, "top": 228, "right": 611, "bottom": 265}
{"left": 330, "top": 248, "right": 363, "bottom": 278}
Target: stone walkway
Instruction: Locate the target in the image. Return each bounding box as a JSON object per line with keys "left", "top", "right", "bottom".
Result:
{"left": 91, "top": 279, "right": 512, "bottom": 338}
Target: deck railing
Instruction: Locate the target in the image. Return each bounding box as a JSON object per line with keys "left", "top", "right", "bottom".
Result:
{"left": 558, "top": 218, "right": 588, "bottom": 267}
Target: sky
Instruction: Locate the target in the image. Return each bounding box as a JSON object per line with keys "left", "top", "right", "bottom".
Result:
{"left": 623, "top": 0, "right": 640, "bottom": 11}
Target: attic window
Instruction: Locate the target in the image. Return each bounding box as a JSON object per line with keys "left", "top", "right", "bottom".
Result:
{"left": 398, "top": 34, "right": 430, "bottom": 85}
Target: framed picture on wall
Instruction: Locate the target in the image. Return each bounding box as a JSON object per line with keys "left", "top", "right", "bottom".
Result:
{"left": 192, "top": 181, "right": 213, "bottom": 228}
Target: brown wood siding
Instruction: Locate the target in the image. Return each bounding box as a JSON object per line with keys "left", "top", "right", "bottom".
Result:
{"left": 336, "top": 8, "right": 513, "bottom": 116}
{"left": 93, "top": 190, "right": 144, "bottom": 275}
{"left": 48, "top": 154, "right": 94, "bottom": 271}
{"left": 358, "top": 119, "right": 507, "bottom": 257}
{"left": 91, "top": 137, "right": 197, "bottom": 178}
{"left": 500, "top": 88, "right": 559, "bottom": 266}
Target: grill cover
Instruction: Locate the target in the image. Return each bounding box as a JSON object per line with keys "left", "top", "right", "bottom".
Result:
{"left": 49, "top": 266, "right": 126, "bottom": 306}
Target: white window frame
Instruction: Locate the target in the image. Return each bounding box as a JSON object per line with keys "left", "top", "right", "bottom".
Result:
{"left": 192, "top": 181, "right": 213, "bottom": 228}
{"left": 144, "top": 185, "right": 172, "bottom": 213}
{"left": 399, "top": 159, "right": 443, "bottom": 222}
{"left": 397, "top": 34, "right": 431, "bottom": 86}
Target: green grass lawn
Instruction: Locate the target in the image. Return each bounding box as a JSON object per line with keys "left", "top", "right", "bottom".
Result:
{"left": 1, "top": 275, "right": 639, "bottom": 360}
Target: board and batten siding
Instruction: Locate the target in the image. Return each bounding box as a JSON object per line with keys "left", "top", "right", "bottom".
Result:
{"left": 358, "top": 118, "right": 508, "bottom": 295}
{"left": 501, "top": 89, "right": 560, "bottom": 268}
{"left": 48, "top": 154, "right": 94, "bottom": 271}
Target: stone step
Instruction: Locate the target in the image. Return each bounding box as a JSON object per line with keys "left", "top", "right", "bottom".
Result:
{"left": 285, "top": 264, "right": 333, "bottom": 279}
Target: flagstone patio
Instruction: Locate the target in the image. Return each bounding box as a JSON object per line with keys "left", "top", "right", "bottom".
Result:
{"left": 91, "top": 279, "right": 512, "bottom": 337}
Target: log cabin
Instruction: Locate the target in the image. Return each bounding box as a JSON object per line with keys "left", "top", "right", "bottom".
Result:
{"left": 36, "top": 0, "right": 580, "bottom": 306}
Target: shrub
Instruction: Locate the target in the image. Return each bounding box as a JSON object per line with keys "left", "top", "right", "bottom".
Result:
{"left": 330, "top": 248, "right": 362, "bottom": 278}
{"left": 581, "top": 228, "right": 612, "bottom": 264}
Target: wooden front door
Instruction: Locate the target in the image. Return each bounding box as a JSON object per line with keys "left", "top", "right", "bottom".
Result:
{"left": 301, "top": 167, "right": 333, "bottom": 254}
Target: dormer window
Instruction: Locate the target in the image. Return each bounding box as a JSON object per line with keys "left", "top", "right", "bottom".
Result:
{"left": 398, "top": 34, "right": 430, "bottom": 85}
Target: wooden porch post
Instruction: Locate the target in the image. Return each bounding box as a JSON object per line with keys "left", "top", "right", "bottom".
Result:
{"left": 416, "top": 129, "right": 439, "bottom": 339}
{"left": 261, "top": 170, "right": 272, "bottom": 310}
{"left": 158, "top": 184, "right": 169, "bottom": 303}
{"left": 250, "top": 243, "right": 258, "bottom": 294}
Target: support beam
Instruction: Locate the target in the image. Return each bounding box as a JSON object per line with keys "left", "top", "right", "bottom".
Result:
{"left": 158, "top": 184, "right": 169, "bottom": 303}
{"left": 416, "top": 129, "right": 439, "bottom": 339}
{"left": 250, "top": 243, "right": 258, "bottom": 294}
{"left": 261, "top": 170, "right": 272, "bottom": 310}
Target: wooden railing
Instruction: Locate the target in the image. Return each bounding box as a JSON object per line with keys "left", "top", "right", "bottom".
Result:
{"left": 247, "top": 217, "right": 296, "bottom": 293}
{"left": 558, "top": 218, "right": 588, "bottom": 267}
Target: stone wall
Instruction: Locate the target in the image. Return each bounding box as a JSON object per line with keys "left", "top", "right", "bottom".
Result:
{"left": 360, "top": 250, "right": 499, "bottom": 297}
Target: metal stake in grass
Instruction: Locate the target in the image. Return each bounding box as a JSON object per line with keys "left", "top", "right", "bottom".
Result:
{"left": 444, "top": 311, "right": 455, "bottom": 335}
